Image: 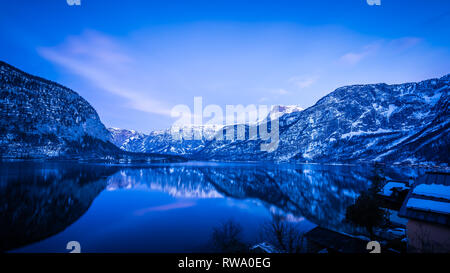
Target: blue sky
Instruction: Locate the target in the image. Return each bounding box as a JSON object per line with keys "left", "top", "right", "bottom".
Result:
{"left": 1, "top": 0, "right": 449, "bottom": 132}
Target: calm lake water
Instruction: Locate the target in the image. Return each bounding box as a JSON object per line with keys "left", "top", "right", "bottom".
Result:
{"left": 0, "top": 161, "right": 427, "bottom": 253}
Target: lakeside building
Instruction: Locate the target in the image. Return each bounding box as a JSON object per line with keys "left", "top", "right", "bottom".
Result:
{"left": 398, "top": 172, "right": 450, "bottom": 253}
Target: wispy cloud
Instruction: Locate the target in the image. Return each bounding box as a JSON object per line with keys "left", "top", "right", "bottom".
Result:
{"left": 289, "top": 74, "right": 320, "bottom": 89}
{"left": 340, "top": 52, "right": 366, "bottom": 65}
{"left": 258, "top": 97, "right": 269, "bottom": 103}
{"left": 388, "top": 37, "right": 422, "bottom": 52}
{"left": 271, "top": 88, "right": 290, "bottom": 95}
{"left": 339, "top": 43, "right": 381, "bottom": 65}
{"left": 339, "top": 38, "right": 422, "bottom": 66}
{"left": 38, "top": 30, "right": 172, "bottom": 116}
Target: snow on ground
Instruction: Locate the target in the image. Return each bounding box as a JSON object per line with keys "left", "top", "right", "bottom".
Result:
{"left": 385, "top": 104, "right": 397, "bottom": 119}
{"left": 340, "top": 128, "right": 396, "bottom": 139}
{"left": 380, "top": 182, "right": 409, "bottom": 196}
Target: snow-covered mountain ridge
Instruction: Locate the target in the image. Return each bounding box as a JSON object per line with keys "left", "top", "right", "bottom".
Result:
{"left": 111, "top": 75, "right": 449, "bottom": 166}
{"left": 0, "top": 61, "right": 184, "bottom": 162}
{"left": 197, "top": 75, "right": 449, "bottom": 165}
{"left": 108, "top": 105, "right": 303, "bottom": 155}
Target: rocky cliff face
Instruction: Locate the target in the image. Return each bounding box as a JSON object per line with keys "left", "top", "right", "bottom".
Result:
{"left": 197, "top": 75, "right": 449, "bottom": 166}
{"left": 0, "top": 61, "right": 111, "bottom": 158}
{"left": 108, "top": 128, "right": 144, "bottom": 149}
{"left": 0, "top": 61, "right": 184, "bottom": 162}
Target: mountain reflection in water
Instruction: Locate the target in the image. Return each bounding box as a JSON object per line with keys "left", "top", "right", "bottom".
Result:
{"left": 0, "top": 161, "right": 424, "bottom": 252}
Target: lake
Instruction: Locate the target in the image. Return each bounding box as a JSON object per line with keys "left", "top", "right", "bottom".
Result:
{"left": 0, "top": 161, "right": 426, "bottom": 253}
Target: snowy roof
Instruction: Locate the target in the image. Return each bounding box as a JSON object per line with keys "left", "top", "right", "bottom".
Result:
{"left": 380, "top": 181, "right": 409, "bottom": 197}
{"left": 406, "top": 198, "right": 450, "bottom": 215}
{"left": 399, "top": 172, "right": 450, "bottom": 226}
{"left": 250, "top": 242, "right": 281, "bottom": 253}
{"left": 413, "top": 184, "right": 450, "bottom": 201}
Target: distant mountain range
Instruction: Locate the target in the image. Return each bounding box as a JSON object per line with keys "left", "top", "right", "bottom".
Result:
{"left": 1, "top": 60, "right": 448, "bottom": 166}
{"left": 111, "top": 76, "right": 449, "bottom": 166}
{"left": 0, "top": 61, "right": 184, "bottom": 163}
{"left": 108, "top": 105, "right": 303, "bottom": 155}
{"left": 195, "top": 75, "right": 449, "bottom": 165}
